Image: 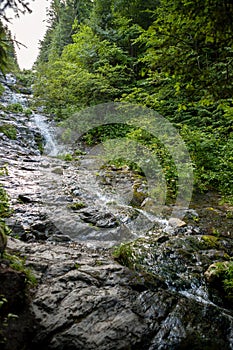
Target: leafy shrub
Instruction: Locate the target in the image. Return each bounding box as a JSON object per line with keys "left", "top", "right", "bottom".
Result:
{"left": 6, "top": 103, "right": 23, "bottom": 113}
{"left": 0, "top": 124, "right": 17, "bottom": 140}
{"left": 0, "top": 185, "right": 11, "bottom": 218}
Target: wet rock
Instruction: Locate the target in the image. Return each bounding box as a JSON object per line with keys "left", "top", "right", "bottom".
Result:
{"left": 0, "top": 266, "right": 37, "bottom": 350}
{"left": 18, "top": 194, "right": 32, "bottom": 203}
{"left": 204, "top": 261, "right": 233, "bottom": 308}
{"left": 113, "top": 230, "right": 233, "bottom": 306}
{"left": 20, "top": 166, "right": 37, "bottom": 171}
{"left": 168, "top": 217, "right": 186, "bottom": 228}
{"left": 52, "top": 167, "right": 64, "bottom": 175}
{"left": 5, "top": 238, "right": 233, "bottom": 350}
{"left": 1, "top": 79, "right": 233, "bottom": 349}
{"left": 47, "top": 234, "right": 72, "bottom": 242}
{"left": 80, "top": 209, "right": 119, "bottom": 228}
{"left": 7, "top": 220, "right": 26, "bottom": 238}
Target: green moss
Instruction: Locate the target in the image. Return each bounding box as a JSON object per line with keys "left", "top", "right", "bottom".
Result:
{"left": 113, "top": 242, "right": 136, "bottom": 269}
{"left": 68, "top": 202, "right": 86, "bottom": 210}
{"left": 24, "top": 108, "right": 33, "bottom": 116}
{"left": 0, "top": 186, "right": 11, "bottom": 218}
{"left": 95, "top": 260, "right": 104, "bottom": 266}
{"left": 130, "top": 189, "right": 146, "bottom": 207}
{"left": 58, "top": 153, "right": 73, "bottom": 161}
{"left": 0, "top": 221, "right": 8, "bottom": 257}
{"left": 0, "top": 296, "right": 7, "bottom": 310}
{"left": 226, "top": 210, "right": 233, "bottom": 219}
{"left": 74, "top": 149, "right": 86, "bottom": 156}
{"left": 0, "top": 182, "right": 36, "bottom": 284}
{"left": 0, "top": 84, "right": 4, "bottom": 96}
{"left": 3, "top": 253, "right": 37, "bottom": 286}
{"left": 0, "top": 124, "right": 17, "bottom": 140}
{"left": 0, "top": 166, "right": 8, "bottom": 176}
{"left": 201, "top": 235, "right": 220, "bottom": 248}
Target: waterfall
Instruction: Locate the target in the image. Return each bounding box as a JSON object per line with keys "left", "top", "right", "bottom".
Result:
{"left": 33, "top": 113, "right": 60, "bottom": 157}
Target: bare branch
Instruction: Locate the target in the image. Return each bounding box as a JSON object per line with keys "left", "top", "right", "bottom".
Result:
{"left": 0, "top": 0, "right": 33, "bottom": 20}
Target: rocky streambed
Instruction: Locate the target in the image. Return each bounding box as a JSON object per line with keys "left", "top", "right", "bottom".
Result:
{"left": 0, "top": 76, "right": 232, "bottom": 349}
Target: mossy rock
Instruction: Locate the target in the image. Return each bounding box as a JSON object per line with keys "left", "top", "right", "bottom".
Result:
{"left": 58, "top": 153, "right": 73, "bottom": 161}
{"left": 130, "top": 189, "right": 146, "bottom": 207}
{"left": 68, "top": 202, "right": 86, "bottom": 210}
{"left": 0, "top": 221, "right": 8, "bottom": 257}
{"left": 113, "top": 242, "right": 136, "bottom": 269}
{"left": 201, "top": 235, "right": 220, "bottom": 248}
{"left": 205, "top": 261, "right": 233, "bottom": 305}
{"left": 0, "top": 185, "right": 11, "bottom": 217}
{"left": 74, "top": 149, "right": 86, "bottom": 156}
{"left": 3, "top": 252, "right": 37, "bottom": 286}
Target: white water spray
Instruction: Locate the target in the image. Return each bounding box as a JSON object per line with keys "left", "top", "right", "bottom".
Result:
{"left": 33, "top": 113, "right": 60, "bottom": 157}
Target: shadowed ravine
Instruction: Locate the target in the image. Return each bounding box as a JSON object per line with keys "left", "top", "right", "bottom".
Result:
{"left": 0, "top": 76, "right": 232, "bottom": 350}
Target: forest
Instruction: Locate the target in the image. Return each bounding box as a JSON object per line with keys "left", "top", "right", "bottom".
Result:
{"left": 1, "top": 0, "right": 233, "bottom": 202}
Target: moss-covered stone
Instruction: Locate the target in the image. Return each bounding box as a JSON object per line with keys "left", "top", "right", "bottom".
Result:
{"left": 58, "top": 153, "right": 73, "bottom": 161}
{"left": 113, "top": 242, "right": 136, "bottom": 269}
{"left": 3, "top": 253, "right": 37, "bottom": 286}
{"left": 0, "top": 185, "right": 11, "bottom": 218}
{"left": 205, "top": 261, "right": 233, "bottom": 304}
{"left": 0, "top": 221, "right": 7, "bottom": 257}
{"left": 130, "top": 189, "right": 146, "bottom": 207}
{"left": 68, "top": 202, "right": 86, "bottom": 210}
{"left": 201, "top": 235, "right": 220, "bottom": 248}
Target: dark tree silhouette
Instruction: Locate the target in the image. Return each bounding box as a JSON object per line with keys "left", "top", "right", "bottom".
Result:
{"left": 0, "top": 0, "right": 32, "bottom": 21}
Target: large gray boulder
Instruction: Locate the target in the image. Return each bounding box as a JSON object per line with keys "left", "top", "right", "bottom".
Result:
{"left": 6, "top": 237, "right": 233, "bottom": 350}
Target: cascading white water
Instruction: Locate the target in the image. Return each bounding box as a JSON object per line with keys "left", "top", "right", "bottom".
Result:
{"left": 0, "top": 74, "right": 29, "bottom": 107}
{"left": 33, "top": 113, "right": 61, "bottom": 156}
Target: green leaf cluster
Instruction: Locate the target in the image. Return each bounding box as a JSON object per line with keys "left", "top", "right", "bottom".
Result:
{"left": 0, "top": 123, "right": 17, "bottom": 140}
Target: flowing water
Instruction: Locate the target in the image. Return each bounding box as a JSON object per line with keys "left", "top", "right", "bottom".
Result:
{"left": 0, "top": 98, "right": 167, "bottom": 246}
{"left": 1, "top": 75, "right": 233, "bottom": 331}
{"left": 33, "top": 114, "right": 60, "bottom": 156}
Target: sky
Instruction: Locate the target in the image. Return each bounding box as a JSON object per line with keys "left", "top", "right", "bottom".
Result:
{"left": 6, "top": 0, "right": 51, "bottom": 70}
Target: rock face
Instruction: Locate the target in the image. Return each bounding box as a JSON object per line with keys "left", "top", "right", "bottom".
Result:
{"left": 6, "top": 238, "right": 233, "bottom": 350}
{"left": 0, "top": 266, "right": 37, "bottom": 350}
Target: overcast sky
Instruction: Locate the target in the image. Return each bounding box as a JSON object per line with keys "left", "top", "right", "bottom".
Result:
{"left": 7, "top": 0, "right": 51, "bottom": 70}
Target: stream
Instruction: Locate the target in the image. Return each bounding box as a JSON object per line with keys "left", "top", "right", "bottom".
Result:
{"left": 0, "top": 86, "right": 179, "bottom": 247}
{"left": 0, "top": 75, "right": 233, "bottom": 350}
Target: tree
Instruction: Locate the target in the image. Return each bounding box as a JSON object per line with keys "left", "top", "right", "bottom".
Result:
{"left": 0, "top": 0, "right": 32, "bottom": 20}
{"left": 0, "top": 0, "right": 31, "bottom": 72}
{"left": 0, "top": 20, "right": 18, "bottom": 73}
{"left": 36, "top": 0, "right": 93, "bottom": 64}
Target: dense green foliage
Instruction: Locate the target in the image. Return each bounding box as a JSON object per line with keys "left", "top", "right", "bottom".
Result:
{"left": 0, "top": 21, "right": 17, "bottom": 74}
{"left": 34, "top": 0, "right": 233, "bottom": 200}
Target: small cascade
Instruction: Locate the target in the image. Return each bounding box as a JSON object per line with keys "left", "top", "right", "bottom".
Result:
{"left": 33, "top": 113, "right": 61, "bottom": 156}
{"left": 0, "top": 74, "right": 29, "bottom": 107}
